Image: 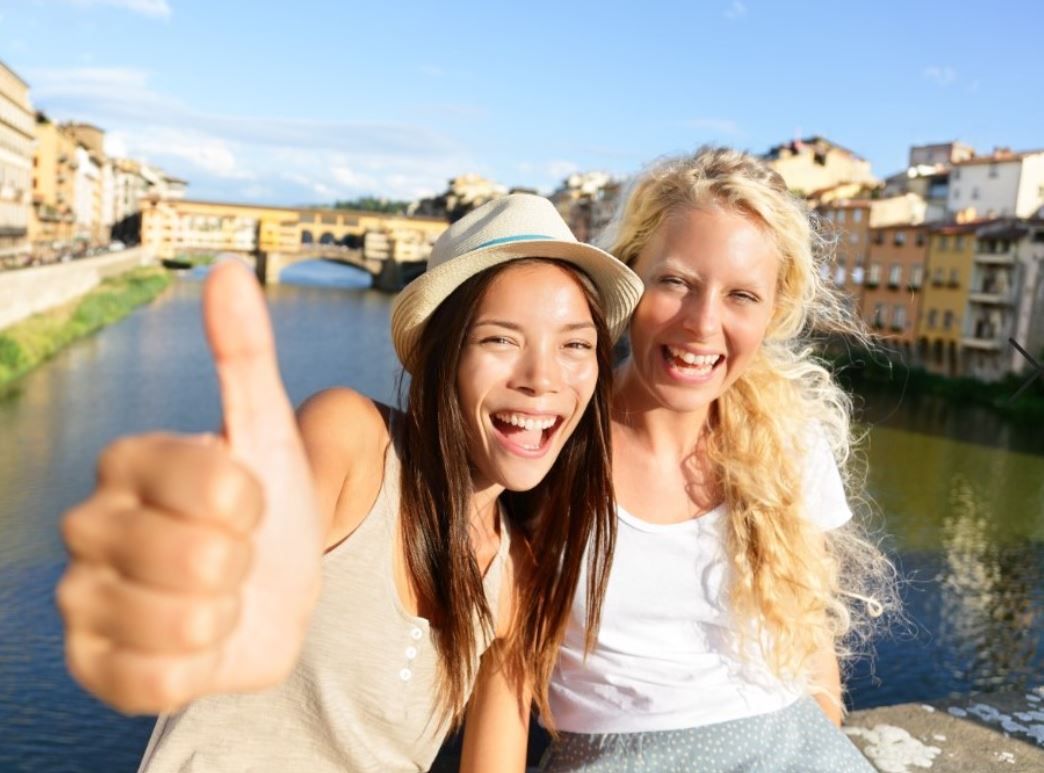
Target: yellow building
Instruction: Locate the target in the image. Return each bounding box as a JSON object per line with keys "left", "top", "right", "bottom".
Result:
{"left": 919, "top": 223, "right": 977, "bottom": 375}
{"left": 763, "top": 136, "right": 878, "bottom": 197}
{"left": 29, "top": 113, "right": 78, "bottom": 248}
{"left": 0, "top": 59, "right": 35, "bottom": 256}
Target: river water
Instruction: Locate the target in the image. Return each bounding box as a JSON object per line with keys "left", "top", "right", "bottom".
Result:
{"left": 1, "top": 262, "right": 1042, "bottom": 771}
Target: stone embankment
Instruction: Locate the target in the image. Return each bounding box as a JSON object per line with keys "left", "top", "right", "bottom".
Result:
{"left": 845, "top": 687, "right": 1044, "bottom": 771}
{"left": 0, "top": 248, "right": 153, "bottom": 330}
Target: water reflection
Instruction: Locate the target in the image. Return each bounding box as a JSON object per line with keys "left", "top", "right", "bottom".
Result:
{"left": 846, "top": 428, "right": 1044, "bottom": 708}
{"left": 936, "top": 477, "right": 1040, "bottom": 695}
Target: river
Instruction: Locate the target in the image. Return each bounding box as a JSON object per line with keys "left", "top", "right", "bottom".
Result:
{"left": 1, "top": 261, "right": 1042, "bottom": 771}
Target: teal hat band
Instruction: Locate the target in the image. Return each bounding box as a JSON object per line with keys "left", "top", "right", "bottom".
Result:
{"left": 470, "top": 233, "right": 553, "bottom": 252}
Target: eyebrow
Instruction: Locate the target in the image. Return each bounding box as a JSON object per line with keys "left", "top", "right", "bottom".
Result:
{"left": 472, "top": 319, "right": 596, "bottom": 332}
{"left": 659, "top": 259, "right": 770, "bottom": 292}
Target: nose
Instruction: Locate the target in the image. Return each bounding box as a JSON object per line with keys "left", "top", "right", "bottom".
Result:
{"left": 681, "top": 289, "right": 720, "bottom": 338}
{"left": 509, "top": 342, "right": 561, "bottom": 396}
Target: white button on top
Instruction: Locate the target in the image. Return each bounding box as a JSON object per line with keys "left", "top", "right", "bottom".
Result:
{"left": 410, "top": 627, "right": 423, "bottom": 640}
{"left": 399, "top": 668, "right": 412, "bottom": 682}
{"left": 405, "top": 646, "right": 418, "bottom": 660}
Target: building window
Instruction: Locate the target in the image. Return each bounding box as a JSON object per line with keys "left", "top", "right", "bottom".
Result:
{"left": 894, "top": 230, "right": 907, "bottom": 246}
{"left": 838, "top": 209, "right": 847, "bottom": 223}
{"left": 953, "top": 188, "right": 960, "bottom": 200}
{"left": 932, "top": 267, "right": 945, "bottom": 286}
{"left": 988, "top": 164, "right": 998, "bottom": 178}
{"left": 953, "top": 168, "right": 961, "bottom": 180}
{"left": 955, "top": 235, "right": 965, "bottom": 250}
{"left": 948, "top": 268, "right": 960, "bottom": 287}
{"left": 927, "top": 309, "right": 938, "bottom": 329}
{"left": 943, "top": 310, "right": 954, "bottom": 330}
{"left": 888, "top": 263, "right": 902, "bottom": 288}
{"left": 892, "top": 305, "right": 907, "bottom": 331}
{"left": 971, "top": 187, "right": 980, "bottom": 200}
{"left": 867, "top": 263, "right": 881, "bottom": 286}
{"left": 938, "top": 235, "right": 949, "bottom": 251}
{"left": 834, "top": 266, "right": 846, "bottom": 286}
{"left": 872, "top": 303, "right": 885, "bottom": 328}
{"left": 909, "top": 264, "right": 924, "bottom": 289}
{"left": 915, "top": 231, "right": 926, "bottom": 247}
{"left": 849, "top": 232, "right": 860, "bottom": 245}
{"left": 872, "top": 230, "right": 884, "bottom": 245}
{"left": 853, "top": 209, "right": 863, "bottom": 223}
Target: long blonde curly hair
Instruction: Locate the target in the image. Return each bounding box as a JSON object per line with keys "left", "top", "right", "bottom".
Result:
{"left": 599, "top": 146, "right": 897, "bottom": 701}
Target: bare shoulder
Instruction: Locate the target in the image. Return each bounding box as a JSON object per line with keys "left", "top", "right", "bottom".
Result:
{"left": 296, "top": 388, "right": 393, "bottom": 547}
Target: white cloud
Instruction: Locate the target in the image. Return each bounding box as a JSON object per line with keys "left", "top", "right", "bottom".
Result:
{"left": 724, "top": 1, "right": 748, "bottom": 20}
{"left": 60, "top": 0, "right": 172, "bottom": 19}
{"left": 922, "top": 65, "right": 957, "bottom": 86}
{"left": 683, "top": 117, "right": 741, "bottom": 135}
{"left": 25, "top": 65, "right": 476, "bottom": 201}
{"left": 106, "top": 127, "right": 251, "bottom": 179}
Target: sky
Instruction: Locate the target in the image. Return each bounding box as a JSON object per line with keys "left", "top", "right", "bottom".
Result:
{"left": 3, "top": 0, "right": 1042, "bottom": 207}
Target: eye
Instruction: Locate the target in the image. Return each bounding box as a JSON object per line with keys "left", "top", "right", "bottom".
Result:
{"left": 565, "top": 340, "right": 594, "bottom": 351}
{"left": 731, "top": 291, "right": 760, "bottom": 303}
{"left": 478, "top": 335, "right": 515, "bottom": 346}
{"left": 659, "top": 275, "right": 687, "bottom": 288}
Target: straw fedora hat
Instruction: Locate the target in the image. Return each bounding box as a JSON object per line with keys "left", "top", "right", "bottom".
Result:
{"left": 390, "top": 193, "right": 642, "bottom": 372}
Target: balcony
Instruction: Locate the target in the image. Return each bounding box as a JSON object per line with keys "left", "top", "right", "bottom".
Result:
{"left": 968, "top": 289, "right": 1014, "bottom": 305}
{"left": 974, "top": 250, "right": 1015, "bottom": 265}
{"left": 961, "top": 335, "right": 1003, "bottom": 351}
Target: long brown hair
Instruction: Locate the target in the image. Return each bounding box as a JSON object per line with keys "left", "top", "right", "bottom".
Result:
{"left": 397, "top": 258, "right": 616, "bottom": 725}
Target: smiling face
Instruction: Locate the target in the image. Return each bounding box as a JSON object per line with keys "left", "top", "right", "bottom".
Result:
{"left": 456, "top": 261, "right": 600, "bottom": 493}
{"left": 623, "top": 206, "right": 780, "bottom": 415}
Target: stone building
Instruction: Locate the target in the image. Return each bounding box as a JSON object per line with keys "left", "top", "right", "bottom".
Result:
{"left": 0, "top": 60, "right": 34, "bottom": 257}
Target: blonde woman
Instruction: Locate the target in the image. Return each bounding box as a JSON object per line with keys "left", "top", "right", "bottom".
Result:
{"left": 461, "top": 149, "right": 894, "bottom": 771}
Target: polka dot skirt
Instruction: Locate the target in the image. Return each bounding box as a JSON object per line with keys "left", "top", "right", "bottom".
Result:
{"left": 540, "top": 697, "right": 873, "bottom": 772}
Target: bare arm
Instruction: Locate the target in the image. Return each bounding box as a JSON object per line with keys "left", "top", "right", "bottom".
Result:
{"left": 295, "top": 387, "right": 390, "bottom": 550}
{"left": 810, "top": 641, "right": 843, "bottom": 726}
{"left": 460, "top": 644, "right": 531, "bottom": 773}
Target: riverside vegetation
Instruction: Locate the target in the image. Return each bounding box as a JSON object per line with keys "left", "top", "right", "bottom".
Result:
{"left": 0, "top": 266, "right": 171, "bottom": 388}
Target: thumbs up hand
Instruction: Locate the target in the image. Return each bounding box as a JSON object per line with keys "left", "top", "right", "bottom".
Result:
{"left": 58, "top": 261, "right": 324, "bottom": 714}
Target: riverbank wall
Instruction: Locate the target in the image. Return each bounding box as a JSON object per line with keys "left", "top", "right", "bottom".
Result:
{"left": 0, "top": 263, "right": 170, "bottom": 387}
{"left": 0, "top": 248, "right": 154, "bottom": 331}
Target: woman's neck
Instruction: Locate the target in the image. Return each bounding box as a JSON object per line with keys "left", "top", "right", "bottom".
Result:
{"left": 468, "top": 478, "right": 504, "bottom": 535}
{"left": 613, "top": 360, "right": 712, "bottom": 457}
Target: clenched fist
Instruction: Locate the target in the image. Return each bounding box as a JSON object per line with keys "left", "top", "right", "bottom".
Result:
{"left": 58, "top": 261, "right": 325, "bottom": 714}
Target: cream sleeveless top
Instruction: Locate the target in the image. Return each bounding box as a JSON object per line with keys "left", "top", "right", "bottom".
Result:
{"left": 138, "top": 428, "right": 511, "bottom": 773}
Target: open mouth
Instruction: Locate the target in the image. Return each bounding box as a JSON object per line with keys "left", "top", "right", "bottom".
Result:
{"left": 662, "top": 345, "right": 725, "bottom": 379}
{"left": 490, "top": 411, "right": 565, "bottom": 455}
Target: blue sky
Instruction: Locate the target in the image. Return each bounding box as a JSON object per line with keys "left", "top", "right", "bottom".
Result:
{"left": 3, "top": 0, "right": 1042, "bottom": 206}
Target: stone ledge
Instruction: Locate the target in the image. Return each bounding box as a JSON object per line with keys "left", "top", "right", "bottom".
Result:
{"left": 845, "top": 687, "right": 1044, "bottom": 772}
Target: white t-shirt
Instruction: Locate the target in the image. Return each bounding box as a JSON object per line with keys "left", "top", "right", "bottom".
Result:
{"left": 547, "top": 428, "right": 852, "bottom": 734}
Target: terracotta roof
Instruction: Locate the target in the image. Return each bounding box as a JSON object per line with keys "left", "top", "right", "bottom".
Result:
{"left": 953, "top": 150, "right": 1044, "bottom": 166}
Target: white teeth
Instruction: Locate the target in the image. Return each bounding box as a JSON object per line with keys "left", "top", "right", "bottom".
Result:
{"left": 494, "top": 412, "right": 557, "bottom": 430}
{"left": 666, "top": 346, "right": 720, "bottom": 367}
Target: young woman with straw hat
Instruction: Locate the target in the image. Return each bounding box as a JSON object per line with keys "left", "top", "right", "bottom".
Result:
{"left": 464, "top": 150, "right": 895, "bottom": 772}
{"left": 56, "top": 193, "right": 642, "bottom": 773}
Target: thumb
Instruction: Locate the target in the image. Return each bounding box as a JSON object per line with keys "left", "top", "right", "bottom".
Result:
{"left": 203, "top": 260, "right": 297, "bottom": 457}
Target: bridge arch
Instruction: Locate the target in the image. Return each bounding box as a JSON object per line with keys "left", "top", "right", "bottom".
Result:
{"left": 319, "top": 232, "right": 336, "bottom": 245}
{"left": 301, "top": 230, "right": 314, "bottom": 244}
